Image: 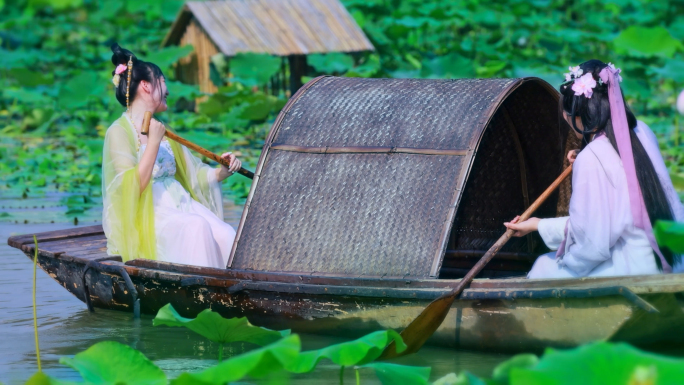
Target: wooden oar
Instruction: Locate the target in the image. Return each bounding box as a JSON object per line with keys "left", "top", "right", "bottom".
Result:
{"left": 380, "top": 165, "right": 574, "bottom": 359}
{"left": 140, "top": 111, "right": 254, "bottom": 179}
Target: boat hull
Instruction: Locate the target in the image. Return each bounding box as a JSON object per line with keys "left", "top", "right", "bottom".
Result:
{"left": 24, "top": 248, "right": 684, "bottom": 353}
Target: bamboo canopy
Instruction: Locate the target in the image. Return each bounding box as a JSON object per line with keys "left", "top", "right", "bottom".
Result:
{"left": 228, "top": 76, "right": 571, "bottom": 279}
{"left": 162, "top": 0, "right": 374, "bottom": 94}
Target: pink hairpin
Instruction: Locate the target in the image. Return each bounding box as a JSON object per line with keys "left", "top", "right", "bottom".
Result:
{"left": 571, "top": 73, "right": 597, "bottom": 98}
{"left": 112, "top": 64, "right": 128, "bottom": 87}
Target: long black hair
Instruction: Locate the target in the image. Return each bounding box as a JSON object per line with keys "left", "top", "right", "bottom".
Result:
{"left": 110, "top": 43, "right": 165, "bottom": 108}
{"left": 560, "top": 59, "right": 677, "bottom": 269}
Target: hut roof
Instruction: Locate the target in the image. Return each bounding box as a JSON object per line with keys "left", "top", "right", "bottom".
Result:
{"left": 228, "top": 77, "right": 568, "bottom": 279}
{"left": 162, "top": 0, "right": 374, "bottom": 56}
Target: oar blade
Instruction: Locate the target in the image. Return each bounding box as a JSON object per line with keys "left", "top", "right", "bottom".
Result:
{"left": 379, "top": 293, "right": 456, "bottom": 359}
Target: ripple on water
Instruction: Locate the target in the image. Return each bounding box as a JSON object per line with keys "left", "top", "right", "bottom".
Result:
{"left": 0, "top": 203, "right": 508, "bottom": 384}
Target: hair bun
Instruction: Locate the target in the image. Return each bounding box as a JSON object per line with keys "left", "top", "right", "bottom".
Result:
{"left": 110, "top": 42, "right": 135, "bottom": 66}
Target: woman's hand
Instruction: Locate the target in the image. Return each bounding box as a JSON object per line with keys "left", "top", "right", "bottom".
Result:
{"left": 217, "top": 152, "right": 241, "bottom": 181}
{"left": 567, "top": 149, "right": 579, "bottom": 164}
{"left": 148, "top": 118, "right": 166, "bottom": 145}
{"left": 504, "top": 216, "right": 540, "bottom": 237}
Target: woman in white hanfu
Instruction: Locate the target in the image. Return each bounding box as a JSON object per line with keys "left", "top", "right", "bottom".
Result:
{"left": 505, "top": 60, "right": 684, "bottom": 279}
{"left": 101, "top": 43, "right": 241, "bottom": 268}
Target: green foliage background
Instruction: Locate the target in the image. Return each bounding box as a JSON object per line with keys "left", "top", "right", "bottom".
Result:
{"left": 1, "top": 0, "right": 683, "bottom": 219}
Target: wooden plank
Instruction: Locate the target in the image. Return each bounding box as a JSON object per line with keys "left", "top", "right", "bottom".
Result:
{"left": 8, "top": 225, "right": 104, "bottom": 248}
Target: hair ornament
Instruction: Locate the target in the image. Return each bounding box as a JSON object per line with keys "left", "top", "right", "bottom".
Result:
{"left": 126, "top": 55, "right": 133, "bottom": 114}
{"left": 571, "top": 72, "right": 597, "bottom": 98}
{"left": 564, "top": 65, "right": 584, "bottom": 82}
{"left": 607, "top": 62, "right": 623, "bottom": 83}
{"left": 111, "top": 64, "right": 127, "bottom": 87}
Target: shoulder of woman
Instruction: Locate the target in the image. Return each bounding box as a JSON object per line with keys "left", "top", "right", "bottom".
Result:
{"left": 575, "top": 139, "right": 617, "bottom": 177}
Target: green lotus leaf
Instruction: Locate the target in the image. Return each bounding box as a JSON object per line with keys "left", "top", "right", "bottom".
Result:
{"left": 230, "top": 53, "right": 281, "bottom": 87}
{"left": 170, "top": 334, "right": 301, "bottom": 385}
{"left": 24, "top": 371, "right": 79, "bottom": 385}
{"left": 145, "top": 45, "right": 194, "bottom": 73}
{"left": 285, "top": 330, "right": 407, "bottom": 373}
{"left": 59, "top": 341, "right": 166, "bottom": 385}
{"left": 58, "top": 71, "right": 108, "bottom": 109}
{"left": 491, "top": 353, "right": 538, "bottom": 384}
{"left": 153, "top": 303, "right": 290, "bottom": 345}
{"left": 613, "top": 26, "right": 682, "bottom": 58}
{"left": 360, "top": 362, "right": 431, "bottom": 385}
{"left": 510, "top": 342, "right": 684, "bottom": 385}
{"left": 309, "top": 53, "right": 355, "bottom": 74}
{"left": 654, "top": 220, "right": 684, "bottom": 254}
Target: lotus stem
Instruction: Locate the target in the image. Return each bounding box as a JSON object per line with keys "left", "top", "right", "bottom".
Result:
{"left": 355, "top": 368, "right": 360, "bottom": 385}
{"left": 218, "top": 343, "right": 224, "bottom": 362}
{"left": 339, "top": 366, "right": 344, "bottom": 385}
{"left": 33, "top": 235, "right": 42, "bottom": 372}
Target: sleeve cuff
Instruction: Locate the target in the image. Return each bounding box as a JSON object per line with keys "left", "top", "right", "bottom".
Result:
{"left": 206, "top": 167, "right": 220, "bottom": 186}
{"left": 538, "top": 216, "right": 569, "bottom": 250}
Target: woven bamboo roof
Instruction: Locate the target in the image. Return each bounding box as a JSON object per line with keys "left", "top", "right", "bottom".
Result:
{"left": 228, "top": 76, "right": 569, "bottom": 278}
{"left": 162, "top": 0, "right": 374, "bottom": 56}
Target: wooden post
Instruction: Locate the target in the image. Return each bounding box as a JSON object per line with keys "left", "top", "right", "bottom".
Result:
{"left": 288, "top": 55, "right": 307, "bottom": 96}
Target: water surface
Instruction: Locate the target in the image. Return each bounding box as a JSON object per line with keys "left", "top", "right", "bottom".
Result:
{"left": 0, "top": 201, "right": 509, "bottom": 384}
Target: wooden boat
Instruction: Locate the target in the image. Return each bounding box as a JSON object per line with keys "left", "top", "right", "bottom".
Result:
{"left": 8, "top": 77, "right": 684, "bottom": 353}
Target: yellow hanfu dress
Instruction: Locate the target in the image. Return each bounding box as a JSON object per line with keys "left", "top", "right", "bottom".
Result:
{"left": 102, "top": 113, "right": 235, "bottom": 268}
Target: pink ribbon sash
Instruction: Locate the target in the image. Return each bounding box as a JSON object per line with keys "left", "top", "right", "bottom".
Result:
{"left": 599, "top": 67, "right": 671, "bottom": 273}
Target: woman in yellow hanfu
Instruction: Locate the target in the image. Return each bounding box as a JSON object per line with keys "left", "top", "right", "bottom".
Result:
{"left": 102, "top": 43, "right": 242, "bottom": 268}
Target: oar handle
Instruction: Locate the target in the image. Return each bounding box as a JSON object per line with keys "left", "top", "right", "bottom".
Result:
{"left": 448, "top": 164, "right": 573, "bottom": 297}
{"left": 141, "top": 111, "right": 254, "bottom": 179}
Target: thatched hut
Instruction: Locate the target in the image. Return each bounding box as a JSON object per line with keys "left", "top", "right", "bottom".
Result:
{"left": 161, "top": 0, "right": 374, "bottom": 95}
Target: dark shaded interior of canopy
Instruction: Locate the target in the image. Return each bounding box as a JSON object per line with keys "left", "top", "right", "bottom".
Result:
{"left": 441, "top": 80, "right": 569, "bottom": 279}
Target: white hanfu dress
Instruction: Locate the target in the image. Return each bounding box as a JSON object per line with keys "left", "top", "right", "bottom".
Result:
{"left": 528, "top": 121, "right": 684, "bottom": 279}
{"left": 138, "top": 140, "right": 236, "bottom": 269}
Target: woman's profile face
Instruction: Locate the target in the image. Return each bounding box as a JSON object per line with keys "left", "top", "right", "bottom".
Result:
{"left": 153, "top": 76, "right": 169, "bottom": 113}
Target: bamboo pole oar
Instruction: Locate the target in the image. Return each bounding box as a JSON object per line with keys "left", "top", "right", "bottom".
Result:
{"left": 380, "top": 165, "right": 574, "bottom": 359}
{"left": 140, "top": 111, "right": 254, "bottom": 179}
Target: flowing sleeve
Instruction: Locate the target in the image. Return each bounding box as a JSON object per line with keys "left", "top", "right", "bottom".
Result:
{"left": 537, "top": 216, "right": 569, "bottom": 250}
{"left": 556, "top": 148, "right": 626, "bottom": 276}
{"left": 101, "top": 122, "right": 156, "bottom": 261}
{"left": 170, "top": 139, "right": 224, "bottom": 220}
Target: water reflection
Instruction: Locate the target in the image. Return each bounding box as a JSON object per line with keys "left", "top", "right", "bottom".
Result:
{"left": 0, "top": 206, "right": 508, "bottom": 384}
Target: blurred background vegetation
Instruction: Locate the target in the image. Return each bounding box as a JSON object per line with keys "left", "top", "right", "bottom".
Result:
{"left": 1, "top": 0, "right": 683, "bottom": 222}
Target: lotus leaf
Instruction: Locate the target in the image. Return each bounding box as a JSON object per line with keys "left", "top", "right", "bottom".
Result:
{"left": 170, "top": 334, "right": 301, "bottom": 385}
{"left": 613, "top": 26, "right": 682, "bottom": 58}
{"left": 59, "top": 341, "right": 166, "bottom": 385}
{"left": 491, "top": 354, "right": 538, "bottom": 384}
{"left": 230, "top": 53, "right": 281, "bottom": 87}
{"left": 285, "top": 330, "right": 407, "bottom": 373}
{"left": 309, "top": 53, "right": 355, "bottom": 74}
{"left": 145, "top": 46, "right": 194, "bottom": 73}
{"left": 510, "top": 342, "right": 684, "bottom": 385}
{"left": 360, "top": 362, "right": 431, "bottom": 385}
{"left": 654, "top": 220, "right": 684, "bottom": 253}
{"left": 24, "top": 372, "right": 78, "bottom": 385}
{"left": 153, "top": 304, "right": 290, "bottom": 346}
